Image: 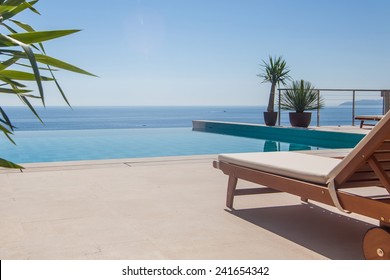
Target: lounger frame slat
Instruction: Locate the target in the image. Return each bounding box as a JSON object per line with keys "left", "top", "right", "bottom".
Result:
{"left": 377, "top": 142, "right": 390, "bottom": 151}
{"left": 340, "top": 180, "right": 382, "bottom": 188}
{"left": 373, "top": 152, "right": 390, "bottom": 161}
{"left": 356, "top": 161, "right": 390, "bottom": 172}
{"left": 347, "top": 171, "right": 380, "bottom": 182}
{"left": 346, "top": 170, "right": 390, "bottom": 183}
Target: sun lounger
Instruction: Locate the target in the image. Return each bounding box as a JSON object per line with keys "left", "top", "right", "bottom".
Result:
{"left": 355, "top": 115, "right": 383, "bottom": 128}
{"left": 213, "top": 111, "right": 390, "bottom": 259}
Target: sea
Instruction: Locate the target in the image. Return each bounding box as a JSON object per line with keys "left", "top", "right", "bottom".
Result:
{"left": 2, "top": 105, "right": 384, "bottom": 131}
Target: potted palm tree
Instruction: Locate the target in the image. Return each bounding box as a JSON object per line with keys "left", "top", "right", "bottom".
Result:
{"left": 258, "top": 56, "right": 291, "bottom": 126}
{"left": 280, "top": 80, "right": 324, "bottom": 127}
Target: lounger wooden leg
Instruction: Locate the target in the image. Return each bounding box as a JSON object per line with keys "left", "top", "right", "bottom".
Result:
{"left": 226, "top": 175, "right": 238, "bottom": 209}
{"left": 360, "top": 120, "right": 364, "bottom": 128}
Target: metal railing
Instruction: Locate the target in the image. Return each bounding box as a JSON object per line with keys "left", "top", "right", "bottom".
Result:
{"left": 276, "top": 88, "right": 390, "bottom": 126}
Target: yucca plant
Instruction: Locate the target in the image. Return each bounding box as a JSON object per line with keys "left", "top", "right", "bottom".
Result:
{"left": 0, "top": 0, "right": 95, "bottom": 169}
{"left": 258, "top": 55, "right": 291, "bottom": 113}
{"left": 280, "top": 80, "right": 324, "bottom": 127}
{"left": 280, "top": 80, "right": 324, "bottom": 113}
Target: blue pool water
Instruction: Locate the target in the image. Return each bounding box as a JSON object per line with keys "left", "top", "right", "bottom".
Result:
{"left": 0, "top": 127, "right": 320, "bottom": 163}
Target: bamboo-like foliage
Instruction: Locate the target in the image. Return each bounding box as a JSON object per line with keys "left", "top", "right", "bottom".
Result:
{"left": 0, "top": 0, "right": 95, "bottom": 169}
{"left": 258, "top": 55, "right": 291, "bottom": 112}
{"left": 280, "top": 80, "right": 324, "bottom": 113}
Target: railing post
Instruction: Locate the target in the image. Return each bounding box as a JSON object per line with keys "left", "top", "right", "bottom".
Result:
{"left": 382, "top": 91, "right": 385, "bottom": 114}
{"left": 317, "top": 90, "right": 320, "bottom": 127}
{"left": 382, "top": 90, "right": 390, "bottom": 114}
{"left": 278, "top": 89, "right": 281, "bottom": 126}
{"left": 352, "top": 90, "right": 356, "bottom": 126}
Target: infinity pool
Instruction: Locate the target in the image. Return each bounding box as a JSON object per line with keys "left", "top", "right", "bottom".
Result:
{"left": 0, "top": 127, "right": 321, "bottom": 163}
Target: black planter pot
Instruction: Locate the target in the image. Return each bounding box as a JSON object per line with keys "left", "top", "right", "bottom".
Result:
{"left": 263, "top": 112, "right": 278, "bottom": 126}
{"left": 289, "top": 112, "right": 312, "bottom": 128}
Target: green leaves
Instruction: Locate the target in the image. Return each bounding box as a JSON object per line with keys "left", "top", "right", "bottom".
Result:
{"left": 34, "top": 54, "right": 96, "bottom": 76}
{"left": 280, "top": 80, "right": 324, "bottom": 113}
{"left": 0, "top": 0, "right": 39, "bottom": 21}
{"left": 0, "top": 0, "right": 95, "bottom": 169}
{"left": 1, "top": 30, "right": 81, "bottom": 46}
{"left": 258, "top": 55, "right": 291, "bottom": 112}
{"left": 0, "top": 50, "right": 96, "bottom": 76}
{"left": 0, "top": 157, "right": 24, "bottom": 169}
{"left": 0, "top": 69, "right": 53, "bottom": 80}
{"left": 258, "top": 55, "right": 291, "bottom": 86}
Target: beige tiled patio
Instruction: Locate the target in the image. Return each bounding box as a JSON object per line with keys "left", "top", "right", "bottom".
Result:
{"left": 0, "top": 154, "right": 377, "bottom": 260}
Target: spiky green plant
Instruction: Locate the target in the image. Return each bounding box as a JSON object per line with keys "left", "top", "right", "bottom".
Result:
{"left": 280, "top": 80, "right": 324, "bottom": 113}
{"left": 258, "top": 55, "right": 291, "bottom": 112}
{"left": 0, "top": 0, "right": 95, "bottom": 169}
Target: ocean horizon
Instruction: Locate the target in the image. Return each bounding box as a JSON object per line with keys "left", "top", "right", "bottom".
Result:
{"left": 2, "top": 105, "right": 383, "bottom": 132}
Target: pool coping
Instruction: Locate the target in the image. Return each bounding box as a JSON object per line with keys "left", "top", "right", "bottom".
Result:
{"left": 193, "top": 120, "right": 366, "bottom": 149}
{"left": 0, "top": 149, "right": 354, "bottom": 174}
{"left": 0, "top": 154, "right": 217, "bottom": 173}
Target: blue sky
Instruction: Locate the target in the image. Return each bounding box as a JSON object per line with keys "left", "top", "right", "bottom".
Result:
{"left": 4, "top": 0, "right": 390, "bottom": 106}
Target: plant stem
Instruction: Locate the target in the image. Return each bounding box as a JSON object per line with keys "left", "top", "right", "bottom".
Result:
{"left": 267, "top": 82, "right": 276, "bottom": 112}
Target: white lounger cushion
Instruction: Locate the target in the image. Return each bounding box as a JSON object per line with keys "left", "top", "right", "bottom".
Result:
{"left": 218, "top": 152, "right": 342, "bottom": 185}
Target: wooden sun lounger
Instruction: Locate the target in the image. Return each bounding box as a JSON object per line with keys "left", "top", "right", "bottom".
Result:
{"left": 355, "top": 115, "right": 383, "bottom": 128}
{"left": 213, "top": 111, "right": 390, "bottom": 259}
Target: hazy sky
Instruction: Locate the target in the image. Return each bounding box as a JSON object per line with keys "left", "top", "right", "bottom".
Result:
{"left": 4, "top": 0, "right": 390, "bottom": 106}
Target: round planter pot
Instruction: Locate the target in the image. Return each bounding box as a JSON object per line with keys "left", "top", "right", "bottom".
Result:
{"left": 263, "top": 112, "right": 278, "bottom": 126}
{"left": 289, "top": 112, "right": 312, "bottom": 128}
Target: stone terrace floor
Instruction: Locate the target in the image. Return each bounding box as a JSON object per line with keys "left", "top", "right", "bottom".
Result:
{"left": 0, "top": 151, "right": 378, "bottom": 260}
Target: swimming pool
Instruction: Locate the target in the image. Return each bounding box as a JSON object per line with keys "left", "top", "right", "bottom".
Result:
{"left": 0, "top": 127, "right": 321, "bottom": 163}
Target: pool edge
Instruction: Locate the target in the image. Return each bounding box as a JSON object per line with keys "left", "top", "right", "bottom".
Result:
{"left": 192, "top": 120, "right": 365, "bottom": 149}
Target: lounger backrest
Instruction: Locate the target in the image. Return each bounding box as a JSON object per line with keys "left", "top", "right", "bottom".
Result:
{"left": 329, "top": 110, "right": 390, "bottom": 190}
